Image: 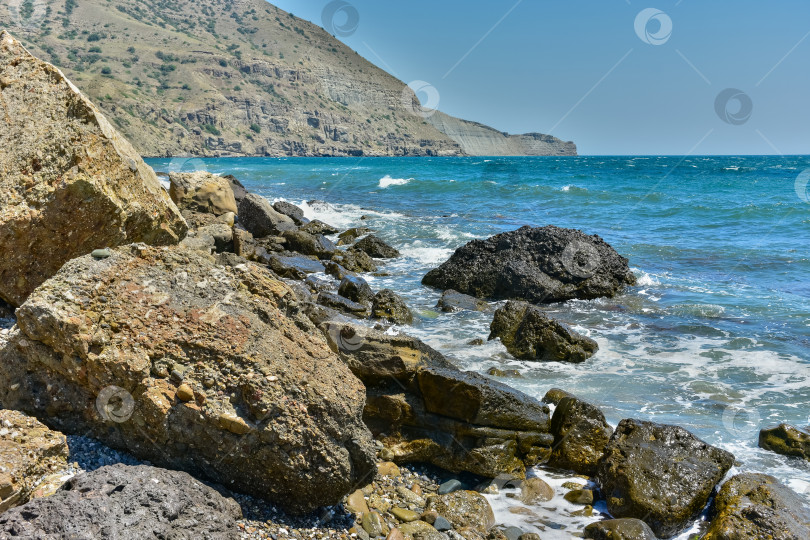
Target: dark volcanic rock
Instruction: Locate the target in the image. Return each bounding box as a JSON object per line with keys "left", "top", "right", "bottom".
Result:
{"left": 338, "top": 227, "right": 371, "bottom": 246}
{"left": 371, "top": 289, "right": 413, "bottom": 325}
{"left": 436, "top": 289, "right": 490, "bottom": 313}
{"left": 266, "top": 254, "right": 326, "bottom": 279}
{"left": 489, "top": 301, "right": 598, "bottom": 363}
{"left": 300, "top": 219, "right": 339, "bottom": 236}
{"left": 354, "top": 235, "right": 401, "bottom": 258}
{"left": 703, "top": 473, "right": 810, "bottom": 540}
{"left": 596, "top": 419, "right": 734, "bottom": 538}
{"left": 0, "top": 245, "right": 375, "bottom": 514}
{"left": 237, "top": 193, "right": 297, "bottom": 237}
{"left": 548, "top": 396, "right": 613, "bottom": 475}
{"left": 422, "top": 225, "right": 636, "bottom": 303}
{"left": 334, "top": 249, "right": 377, "bottom": 273}
{"left": 281, "top": 230, "right": 337, "bottom": 259}
{"left": 758, "top": 423, "right": 810, "bottom": 461}
{"left": 583, "top": 518, "right": 658, "bottom": 540}
{"left": 338, "top": 276, "right": 375, "bottom": 305}
{"left": 274, "top": 200, "right": 308, "bottom": 225}
{"left": 325, "top": 261, "right": 356, "bottom": 281}
{"left": 317, "top": 292, "right": 370, "bottom": 317}
{"left": 0, "top": 464, "right": 242, "bottom": 539}
{"left": 222, "top": 174, "right": 247, "bottom": 206}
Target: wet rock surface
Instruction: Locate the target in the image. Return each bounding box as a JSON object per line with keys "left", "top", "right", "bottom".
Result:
{"left": 758, "top": 423, "right": 810, "bottom": 461}
{"left": 583, "top": 518, "right": 658, "bottom": 540}
{"left": 0, "top": 31, "right": 187, "bottom": 307}
{"left": 354, "top": 235, "right": 401, "bottom": 258}
{"left": 489, "top": 301, "right": 598, "bottom": 363}
{"left": 436, "top": 290, "right": 491, "bottom": 313}
{"left": 0, "top": 464, "right": 243, "bottom": 539}
{"left": 422, "top": 225, "right": 636, "bottom": 304}
{"left": 596, "top": 419, "right": 734, "bottom": 538}
{"left": 0, "top": 244, "right": 375, "bottom": 514}
{"left": 548, "top": 396, "right": 613, "bottom": 475}
{"left": 372, "top": 289, "right": 414, "bottom": 325}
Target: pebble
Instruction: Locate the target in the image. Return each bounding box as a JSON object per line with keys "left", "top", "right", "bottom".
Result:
{"left": 503, "top": 526, "right": 525, "bottom": 540}
{"left": 377, "top": 461, "right": 400, "bottom": 477}
{"left": 391, "top": 507, "right": 420, "bottom": 523}
{"left": 346, "top": 489, "right": 369, "bottom": 515}
{"left": 91, "top": 248, "right": 111, "bottom": 259}
{"left": 520, "top": 477, "right": 554, "bottom": 504}
{"left": 433, "top": 515, "right": 453, "bottom": 532}
{"left": 386, "top": 528, "right": 405, "bottom": 540}
{"left": 564, "top": 488, "right": 593, "bottom": 505}
{"left": 437, "top": 479, "right": 462, "bottom": 495}
{"left": 361, "top": 510, "right": 388, "bottom": 537}
{"left": 175, "top": 383, "right": 194, "bottom": 402}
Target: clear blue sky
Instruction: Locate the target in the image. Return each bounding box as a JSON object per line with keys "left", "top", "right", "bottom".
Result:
{"left": 271, "top": 0, "right": 809, "bottom": 155}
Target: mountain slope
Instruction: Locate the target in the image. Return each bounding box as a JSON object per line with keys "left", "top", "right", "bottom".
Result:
{"left": 4, "top": 0, "right": 576, "bottom": 157}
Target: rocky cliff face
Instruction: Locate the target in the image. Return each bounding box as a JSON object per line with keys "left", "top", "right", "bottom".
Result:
{"left": 3, "top": 0, "right": 575, "bottom": 157}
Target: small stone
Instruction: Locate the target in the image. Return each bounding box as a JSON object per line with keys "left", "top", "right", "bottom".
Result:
{"left": 437, "top": 479, "right": 463, "bottom": 495}
{"left": 391, "top": 507, "right": 420, "bottom": 523}
{"left": 410, "top": 483, "right": 422, "bottom": 496}
{"left": 91, "top": 248, "right": 111, "bottom": 259}
{"left": 518, "top": 534, "right": 541, "bottom": 540}
{"left": 569, "top": 505, "right": 593, "bottom": 517}
{"left": 346, "top": 489, "right": 369, "bottom": 515}
{"left": 386, "top": 529, "right": 405, "bottom": 540}
{"left": 361, "top": 510, "right": 388, "bottom": 537}
{"left": 175, "top": 384, "right": 194, "bottom": 402}
{"left": 420, "top": 510, "right": 438, "bottom": 525}
{"left": 564, "top": 489, "right": 593, "bottom": 505}
{"left": 395, "top": 486, "right": 425, "bottom": 506}
{"left": 503, "top": 526, "right": 524, "bottom": 540}
{"left": 561, "top": 481, "right": 585, "bottom": 490}
{"left": 433, "top": 516, "right": 453, "bottom": 532}
{"left": 377, "top": 461, "right": 400, "bottom": 477}
{"left": 520, "top": 478, "right": 554, "bottom": 504}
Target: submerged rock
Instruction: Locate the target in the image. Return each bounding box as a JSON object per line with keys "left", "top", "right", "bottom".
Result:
{"left": 238, "top": 193, "right": 297, "bottom": 237}
{"left": 758, "top": 423, "right": 810, "bottom": 461}
{"left": 0, "top": 464, "right": 242, "bottom": 539}
{"left": 0, "top": 31, "right": 187, "bottom": 307}
{"left": 0, "top": 244, "right": 376, "bottom": 514}
{"left": 596, "top": 419, "right": 734, "bottom": 538}
{"left": 703, "top": 473, "right": 810, "bottom": 540}
{"left": 548, "top": 395, "right": 613, "bottom": 475}
{"left": 436, "top": 289, "right": 490, "bottom": 313}
{"left": 422, "top": 225, "right": 635, "bottom": 303}
{"left": 169, "top": 171, "right": 238, "bottom": 216}
{"left": 354, "top": 234, "right": 401, "bottom": 258}
{"left": 489, "top": 301, "right": 598, "bottom": 362}
{"left": 0, "top": 410, "right": 69, "bottom": 513}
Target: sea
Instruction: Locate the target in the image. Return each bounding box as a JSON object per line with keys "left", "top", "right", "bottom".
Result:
{"left": 149, "top": 155, "right": 810, "bottom": 538}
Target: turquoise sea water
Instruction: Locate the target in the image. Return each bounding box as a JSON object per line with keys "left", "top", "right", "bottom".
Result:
{"left": 149, "top": 155, "right": 810, "bottom": 533}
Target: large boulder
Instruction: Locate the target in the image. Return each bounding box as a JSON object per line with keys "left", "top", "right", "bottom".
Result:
{"left": 422, "top": 225, "right": 636, "bottom": 303}
{"left": 489, "top": 301, "right": 598, "bottom": 362}
{"left": 281, "top": 229, "right": 337, "bottom": 259}
{"left": 237, "top": 193, "right": 296, "bottom": 237}
{"left": 372, "top": 289, "right": 413, "bottom": 325}
{"left": 0, "top": 244, "right": 376, "bottom": 514}
{"left": 0, "top": 464, "right": 242, "bottom": 539}
{"left": 338, "top": 276, "right": 375, "bottom": 305}
{"left": 354, "top": 235, "right": 401, "bottom": 258}
{"left": 0, "top": 31, "right": 187, "bottom": 307}
{"left": 273, "top": 200, "right": 308, "bottom": 225}
{"left": 169, "top": 171, "right": 238, "bottom": 216}
{"left": 583, "top": 519, "right": 658, "bottom": 540}
{"left": 596, "top": 419, "right": 734, "bottom": 538}
{"left": 0, "top": 409, "right": 69, "bottom": 513}
{"left": 703, "top": 473, "right": 810, "bottom": 540}
{"left": 548, "top": 395, "right": 613, "bottom": 475}
{"left": 319, "top": 321, "right": 554, "bottom": 479}
{"left": 758, "top": 423, "right": 810, "bottom": 461}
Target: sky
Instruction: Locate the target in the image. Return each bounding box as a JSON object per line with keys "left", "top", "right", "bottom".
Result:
{"left": 270, "top": 0, "right": 809, "bottom": 156}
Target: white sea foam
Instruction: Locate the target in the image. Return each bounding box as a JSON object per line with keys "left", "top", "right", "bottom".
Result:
{"left": 632, "top": 268, "right": 660, "bottom": 286}
{"left": 379, "top": 175, "right": 411, "bottom": 188}
{"left": 400, "top": 246, "right": 455, "bottom": 265}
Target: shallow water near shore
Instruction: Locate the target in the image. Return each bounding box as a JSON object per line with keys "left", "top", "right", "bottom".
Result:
{"left": 150, "top": 155, "right": 810, "bottom": 537}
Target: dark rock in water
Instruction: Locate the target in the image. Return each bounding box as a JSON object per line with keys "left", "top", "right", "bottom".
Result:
{"left": 371, "top": 289, "right": 413, "bottom": 324}
{"left": 238, "top": 193, "right": 297, "bottom": 237}
{"left": 583, "top": 518, "right": 657, "bottom": 540}
{"left": 703, "top": 472, "right": 810, "bottom": 540}
{"left": 422, "top": 225, "right": 636, "bottom": 303}
{"left": 318, "top": 292, "right": 370, "bottom": 317}
{"left": 301, "top": 219, "right": 339, "bottom": 236}
{"left": 318, "top": 321, "right": 554, "bottom": 479}
{"left": 541, "top": 388, "right": 575, "bottom": 406}
{"left": 596, "top": 419, "right": 734, "bottom": 538}
{"left": 222, "top": 174, "right": 247, "bottom": 206}
{"left": 548, "top": 396, "right": 613, "bottom": 475}
{"left": 354, "top": 235, "right": 401, "bottom": 258}
{"left": 338, "top": 227, "right": 372, "bottom": 246}
{"left": 487, "top": 367, "right": 522, "bottom": 378}
{"left": 267, "top": 254, "right": 326, "bottom": 280}
{"left": 339, "top": 276, "right": 375, "bottom": 305}
{"left": 281, "top": 229, "right": 337, "bottom": 259}
{"left": 274, "top": 200, "right": 308, "bottom": 225}
{"left": 0, "top": 245, "right": 376, "bottom": 514}
{"left": 0, "top": 464, "right": 242, "bottom": 539}
{"left": 325, "top": 261, "right": 356, "bottom": 281}
{"left": 335, "top": 248, "right": 378, "bottom": 273}
{"left": 758, "top": 423, "right": 810, "bottom": 461}
{"left": 436, "top": 289, "right": 490, "bottom": 312}
{"left": 489, "top": 301, "right": 598, "bottom": 363}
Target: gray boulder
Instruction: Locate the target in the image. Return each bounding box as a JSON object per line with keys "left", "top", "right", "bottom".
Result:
{"left": 338, "top": 276, "right": 375, "bottom": 305}
{"left": 237, "top": 193, "right": 296, "bottom": 237}
{"left": 281, "top": 229, "right": 337, "bottom": 259}
{"left": 596, "top": 419, "right": 734, "bottom": 538}
{"left": 423, "top": 225, "right": 636, "bottom": 303}
{"left": 354, "top": 235, "right": 401, "bottom": 258}
{"left": 489, "top": 301, "right": 598, "bottom": 363}
{"left": 0, "top": 464, "right": 242, "bottom": 539}
{"left": 436, "top": 290, "right": 490, "bottom": 312}
{"left": 273, "top": 200, "right": 308, "bottom": 225}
